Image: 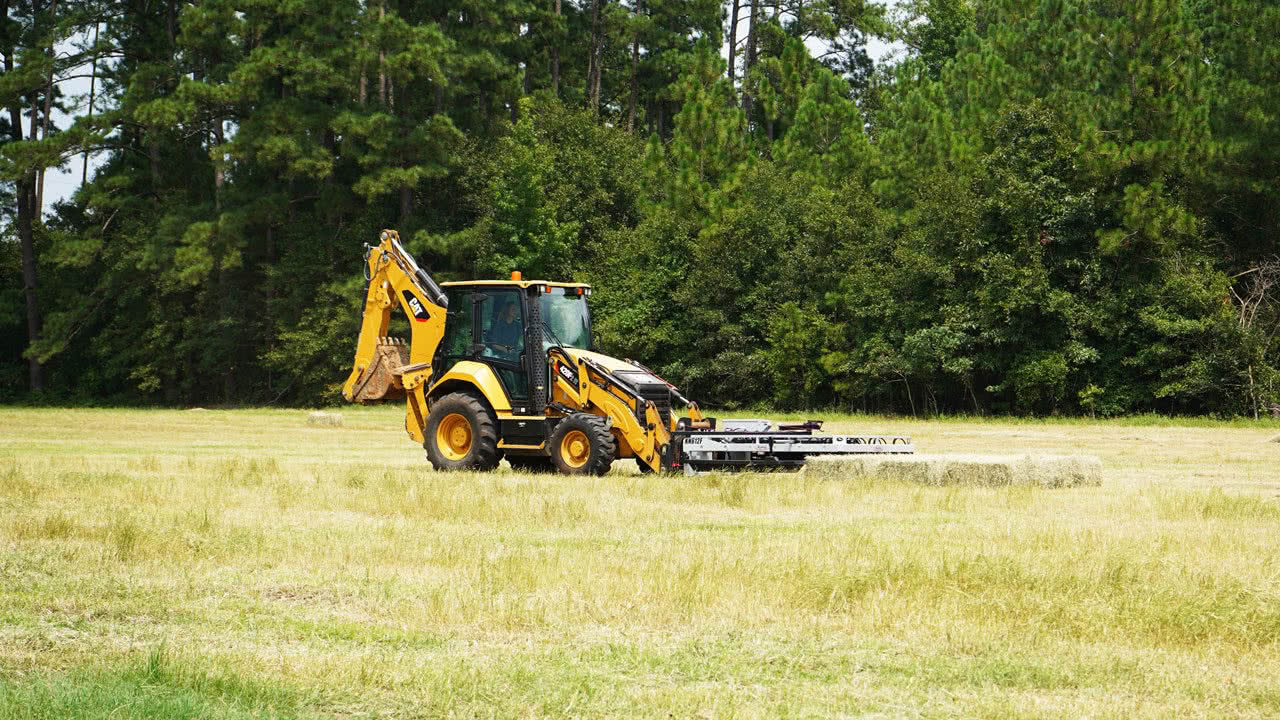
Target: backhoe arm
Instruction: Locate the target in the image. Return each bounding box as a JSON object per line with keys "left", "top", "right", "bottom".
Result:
{"left": 343, "top": 230, "right": 448, "bottom": 404}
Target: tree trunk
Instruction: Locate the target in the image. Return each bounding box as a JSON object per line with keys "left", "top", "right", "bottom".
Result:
{"left": 586, "top": 0, "right": 602, "bottom": 112}
{"left": 36, "top": 0, "right": 56, "bottom": 214}
{"left": 592, "top": 61, "right": 602, "bottom": 112}
{"left": 522, "top": 12, "right": 532, "bottom": 98}
{"left": 149, "top": 140, "right": 162, "bottom": 190}
{"left": 1249, "top": 364, "right": 1258, "bottom": 420}
{"left": 17, "top": 177, "right": 41, "bottom": 392}
{"left": 5, "top": 0, "right": 42, "bottom": 390}
{"left": 378, "top": 1, "right": 386, "bottom": 106}
{"left": 149, "top": 0, "right": 176, "bottom": 194}
{"left": 166, "top": 0, "right": 175, "bottom": 47}
{"left": 727, "top": 0, "right": 740, "bottom": 84}
{"left": 28, "top": 0, "right": 40, "bottom": 209}
{"left": 626, "top": 0, "right": 640, "bottom": 132}
{"left": 82, "top": 21, "right": 99, "bottom": 185}
{"left": 400, "top": 186, "right": 412, "bottom": 225}
{"left": 551, "top": 0, "right": 561, "bottom": 96}
{"left": 212, "top": 119, "right": 226, "bottom": 210}
{"left": 742, "top": 0, "right": 757, "bottom": 119}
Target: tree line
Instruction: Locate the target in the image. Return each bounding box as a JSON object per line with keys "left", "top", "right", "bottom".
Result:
{"left": 1, "top": 0, "right": 1278, "bottom": 416}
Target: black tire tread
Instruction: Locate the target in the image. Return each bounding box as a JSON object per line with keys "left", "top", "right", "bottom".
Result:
{"left": 424, "top": 392, "right": 500, "bottom": 471}
{"left": 550, "top": 413, "right": 617, "bottom": 476}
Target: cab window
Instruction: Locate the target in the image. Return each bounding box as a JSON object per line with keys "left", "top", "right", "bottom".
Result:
{"left": 441, "top": 290, "right": 474, "bottom": 358}
{"left": 479, "top": 291, "right": 524, "bottom": 359}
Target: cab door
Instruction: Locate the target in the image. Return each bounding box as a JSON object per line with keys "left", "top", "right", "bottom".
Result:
{"left": 441, "top": 288, "right": 532, "bottom": 411}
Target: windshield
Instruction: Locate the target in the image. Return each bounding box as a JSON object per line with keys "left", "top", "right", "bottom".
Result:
{"left": 541, "top": 288, "right": 591, "bottom": 350}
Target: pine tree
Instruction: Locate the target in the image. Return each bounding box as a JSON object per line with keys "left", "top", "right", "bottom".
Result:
{"left": 773, "top": 66, "right": 872, "bottom": 184}
{"left": 0, "top": 0, "right": 104, "bottom": 391}
{"left": 650, "top": 38, "right": 748, "bottom": 213}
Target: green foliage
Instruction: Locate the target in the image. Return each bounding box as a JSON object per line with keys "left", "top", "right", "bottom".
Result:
{"left": 650, "top": 39, "right": 749, "bottom": 214}
{"left": 893, "top": 0, "right": 976, "bottom": 77}
{"left": 1, "top": 0, "right": 1276, "bottom": 416}
{"left": 463, "top": 99, "right": 581, "bottom": 277}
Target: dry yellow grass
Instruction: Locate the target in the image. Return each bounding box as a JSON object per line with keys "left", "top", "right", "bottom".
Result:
{"left": 1, "top": 406, "right": 1278, "bottom": 719}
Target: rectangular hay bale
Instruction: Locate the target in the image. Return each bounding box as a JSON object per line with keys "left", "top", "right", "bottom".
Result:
{"left": 1013, "top": 454, "right": 1103, "bottom": 488}
{"left": 872, "top": 458, "right": 934, "bottom": 485}
{"left": 306, "top": 411, "right": 344, "bottom": 427}
{"left": 806, "top": 453, "right": 1102, "bottom": 488}
{"left": 938, "top": 459, "right": 1015, "bottom": 487}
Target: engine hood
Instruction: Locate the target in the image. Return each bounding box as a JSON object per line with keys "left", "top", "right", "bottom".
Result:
{"left": 559, "top": 348, "right": 672, "bottom": 391}
{"left": 559, "top": 348, "right": 637, "bottom": 373}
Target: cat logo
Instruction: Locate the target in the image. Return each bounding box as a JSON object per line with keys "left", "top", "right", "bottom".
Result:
{"left": 401, "top": 290, "right": 430, "bottom": 322}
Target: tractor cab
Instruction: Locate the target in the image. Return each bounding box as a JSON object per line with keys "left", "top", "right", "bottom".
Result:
{"left": 436, "top": 275, "right": 593, "bottom": 414}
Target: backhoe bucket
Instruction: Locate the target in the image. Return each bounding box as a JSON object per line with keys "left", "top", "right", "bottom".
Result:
{"left": 349, "top": 337, "right": 410, "bottom": 403}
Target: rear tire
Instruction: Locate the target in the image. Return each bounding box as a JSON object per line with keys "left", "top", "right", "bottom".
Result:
{"left": 424, "top": 392, "right": 500, "bottom": 471}
{"left": 549, "top": 414, "right": 616, "bottom": 476}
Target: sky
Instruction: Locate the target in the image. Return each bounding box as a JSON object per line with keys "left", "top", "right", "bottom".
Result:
{"left": 43, "top": 129, "right": 94, "bottom": 215}
{"left": 41, "top": 37, "right": 100, "bottom": 216}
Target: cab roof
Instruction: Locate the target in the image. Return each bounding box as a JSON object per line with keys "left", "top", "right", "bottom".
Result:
{"left": 440, "top": 280, "right": 591, "bottom": 289}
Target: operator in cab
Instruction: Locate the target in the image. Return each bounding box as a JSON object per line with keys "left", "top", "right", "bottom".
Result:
{"left": 487, "top": 301, "right": 523, "bottom": 359}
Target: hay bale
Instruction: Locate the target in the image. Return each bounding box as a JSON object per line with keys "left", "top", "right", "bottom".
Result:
{"left": 1269, "top": 435, "right": 1280, "bottom": 444}
{"left": 804, "top": 456, "right": 871, "bottom": 478}
{"left": 872, "top": 458, "right": 934, "bottom": 485}
{"left": 806, "top": 453, "right": 1102, "bottom": 488}
{"left": 306, "top": 411, "right": 343, "bottom": 427}
{"left": 938, "top": 459, "right": 1015, "bottom": 487}
{"left": 1012, "top": 454, "right": 1103, "bottom": 488}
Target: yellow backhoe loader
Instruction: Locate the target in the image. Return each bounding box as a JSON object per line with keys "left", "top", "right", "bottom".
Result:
{"left": 344, "top": 229, "right": 913, "bottom": 474}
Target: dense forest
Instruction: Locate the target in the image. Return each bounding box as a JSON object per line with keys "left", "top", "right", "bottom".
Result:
{"left": 1, "top": 0, "right": 1278, "bottom": 415}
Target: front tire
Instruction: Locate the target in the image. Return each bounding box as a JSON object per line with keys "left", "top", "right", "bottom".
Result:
{"left": 549, "top": 414, "right": 617, "bottom": 476}
{"left": 424, "top": 392, "right": 500, "bottom": 471}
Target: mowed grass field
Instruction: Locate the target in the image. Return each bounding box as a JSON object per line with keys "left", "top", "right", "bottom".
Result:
{"left": 1, "top": 407, "right": 1279, "bottom": 719}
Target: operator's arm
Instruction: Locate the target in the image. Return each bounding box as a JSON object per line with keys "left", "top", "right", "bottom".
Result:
{"left": 485, "top": 320, "right": 523, "bottom": 353}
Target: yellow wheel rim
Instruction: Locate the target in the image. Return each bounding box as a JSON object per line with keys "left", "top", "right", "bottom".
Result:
{"left": 436, "top": 413, "right": 473, "bottom": 461}
{"left": 559, "top": 429, "right": 591, "bottom": 469}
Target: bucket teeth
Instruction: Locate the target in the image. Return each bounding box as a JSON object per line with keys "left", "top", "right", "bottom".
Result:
{"left": 350, "top": 337, "right": 411, "bottom": 403}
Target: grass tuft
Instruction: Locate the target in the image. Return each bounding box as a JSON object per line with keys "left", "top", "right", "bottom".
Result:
{"left": 40, "top": 511, "right": 76, "bottom": 539}
{"left": 211, "top": 457, "right": 281, "bottom": 487}
{"left": 106, "top": 516, "right": 142, "bottom": 562}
